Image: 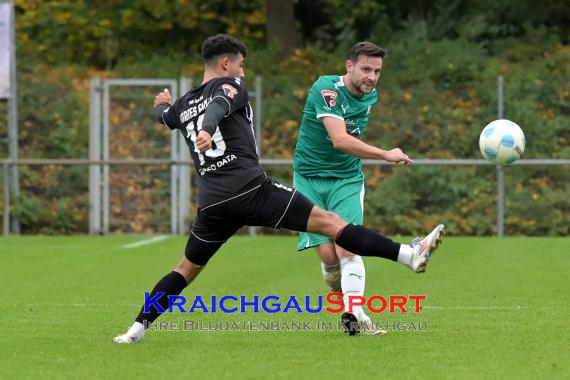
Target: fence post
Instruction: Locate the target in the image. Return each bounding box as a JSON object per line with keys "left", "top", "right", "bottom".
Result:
{"left": 6, "top": 0, "right": 19, "bottom": 234}
{"left": 102, "top": 81, "right": 110, "bottom": 234}
{"left": 496, "top": 166, "right": 505, "bottom": 237}
{"left": 3, "top": 162, "right": 9, "bottom": 236}
{"left": 249, "top": 76, "right": 263, "bottom": 237}
{"left": 89, "top": 77, "right": 101, "bottom": 235}
{"left": 170, "top": 83, "right": 179, "bottom": 235}
{"left": 254, "top": 75, "right": 263, "bottom": 157}
{"left": 178, "top": 77, "right": 192, "bottom": 235}
{"left": 496, "top": 76, "right": 505, "bottom": 237}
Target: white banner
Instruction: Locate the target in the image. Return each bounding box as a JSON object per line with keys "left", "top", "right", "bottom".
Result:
{"left": 0, "top": 3, "right": 12, "bottom": 99}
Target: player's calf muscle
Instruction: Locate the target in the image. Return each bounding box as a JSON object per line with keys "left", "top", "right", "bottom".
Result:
{"left": 306, "top": 207, "right": 347, "bottom": 238}
{"left": 174, "top": 258, "right": 204, "bottom": 283}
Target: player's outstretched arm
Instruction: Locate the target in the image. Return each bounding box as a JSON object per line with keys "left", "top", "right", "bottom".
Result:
{"left": 322, "top": 116, "right": 413, "bottom": 164}
{"left": 195, "top": 97, "right": 231, "bottom": 152}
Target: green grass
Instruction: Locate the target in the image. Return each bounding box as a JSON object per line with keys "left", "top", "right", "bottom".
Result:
{"left": 1, "top": 235, "right": 569, "bottom": 379}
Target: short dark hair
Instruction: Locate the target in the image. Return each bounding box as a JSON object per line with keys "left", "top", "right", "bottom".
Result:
{"left": 201, "top": 34, "right": 248, "bottom": 65}
{"left": 348, "top": 41, "right": 386, "bottom": 62}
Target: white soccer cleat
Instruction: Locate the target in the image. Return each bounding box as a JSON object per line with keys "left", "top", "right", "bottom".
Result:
{"left": 410, "top": 224, "right": 446, "bottom": 273}
{"left": 113, "top": 322, "right": 145, "bottom": 344}
{"left": 112, "top": 332, "right": 144, "bottom": 344}
{"left": 359, "top": 316, "right": 388, "bottom": 336}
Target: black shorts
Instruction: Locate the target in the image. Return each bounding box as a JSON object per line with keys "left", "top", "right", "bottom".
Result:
{"left": 185, "top": 176, "right": 314, "bottom": 265}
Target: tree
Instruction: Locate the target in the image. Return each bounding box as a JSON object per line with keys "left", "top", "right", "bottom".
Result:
{"left": 265, "top": 0, "right": 297, "bottom": 57}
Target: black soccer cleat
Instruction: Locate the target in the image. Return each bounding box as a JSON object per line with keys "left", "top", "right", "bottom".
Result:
{"left": 341, "top": 312, "right": 360, "bottom": 336}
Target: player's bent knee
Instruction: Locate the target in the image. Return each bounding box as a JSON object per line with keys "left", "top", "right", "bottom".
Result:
{"left": 316, "top": 242, "right": 336, "bottom": 256}
{"left": 316, "top": 243, "right": 339, "bottom": 265}
{"left": 184, "top": 233, "right": 224, "bottom": 266}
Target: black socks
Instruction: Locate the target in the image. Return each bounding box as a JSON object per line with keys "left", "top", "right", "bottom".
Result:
{"left": 135, "top": 271, "right": 188, "bottom": 327}
{"left": 335, "top": 223, "right": 400, "bottom": 262}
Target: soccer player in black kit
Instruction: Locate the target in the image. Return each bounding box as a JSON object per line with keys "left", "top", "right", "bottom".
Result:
{"left": 113, "top": 34, "right": 445, "bottom": 343}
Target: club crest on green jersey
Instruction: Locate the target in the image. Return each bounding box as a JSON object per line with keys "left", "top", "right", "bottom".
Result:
{"left": 321, "top": 90, "right": 338, "bottom": 109}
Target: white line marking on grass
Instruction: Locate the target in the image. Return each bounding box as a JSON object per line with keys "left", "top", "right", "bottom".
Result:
{"left": 123, "top": 235, "right": 168, "bottom": 249}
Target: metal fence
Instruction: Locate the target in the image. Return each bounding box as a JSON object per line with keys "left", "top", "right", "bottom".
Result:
{"left": 90, "top": 78, "right": 183, "bottom": 235}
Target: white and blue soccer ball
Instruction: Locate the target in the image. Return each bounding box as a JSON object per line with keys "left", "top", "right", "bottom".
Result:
{"left": 479, "top": 119, "right": 525, "bottom": 165}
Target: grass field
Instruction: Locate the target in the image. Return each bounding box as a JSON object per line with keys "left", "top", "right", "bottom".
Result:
{"left": 1, "top": 235, "right": 569, "bottom": 379}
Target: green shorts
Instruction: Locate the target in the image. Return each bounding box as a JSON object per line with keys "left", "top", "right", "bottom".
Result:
{"left": 293, "top": 171, "right": 365, "bottom": 251}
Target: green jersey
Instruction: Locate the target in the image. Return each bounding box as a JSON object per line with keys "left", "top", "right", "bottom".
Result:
{"left": 293, "top": 75, "right": 378, "bottom": 178}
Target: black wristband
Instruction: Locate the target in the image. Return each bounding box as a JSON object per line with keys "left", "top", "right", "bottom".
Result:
{"left": 155, "top": 102, "right": 171, "bottom": 125}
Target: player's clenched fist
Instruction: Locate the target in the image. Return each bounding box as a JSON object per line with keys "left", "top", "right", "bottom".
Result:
{"left": 195, "top": 130, "right": 212, "bottom": 153}
{"left": 154, "top": 88, "right": 173, "bottom": 108}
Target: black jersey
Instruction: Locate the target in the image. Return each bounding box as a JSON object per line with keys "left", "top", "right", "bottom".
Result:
{"left": 160, "top": 77, "right": 265, "bottom": 207}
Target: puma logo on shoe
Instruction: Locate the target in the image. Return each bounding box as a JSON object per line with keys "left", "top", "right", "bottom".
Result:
{"left": 348, "top": 273, "right": 363, "bottom": 280}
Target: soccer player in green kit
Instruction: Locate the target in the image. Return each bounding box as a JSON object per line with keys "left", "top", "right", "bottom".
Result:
{"left": 294, "top": 41, "right": 444, "bottom": 335}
